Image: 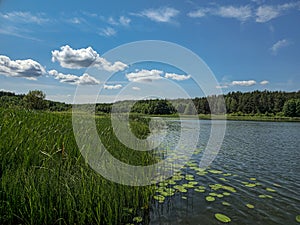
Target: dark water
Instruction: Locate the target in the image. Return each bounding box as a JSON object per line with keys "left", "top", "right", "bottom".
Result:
{"left": 149, "top": 120, "right": 300, "bottom": 225}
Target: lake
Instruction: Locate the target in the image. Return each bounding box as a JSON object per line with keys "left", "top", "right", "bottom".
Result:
{"left": 149, "top": 119, "right": 300, "bottom": 225}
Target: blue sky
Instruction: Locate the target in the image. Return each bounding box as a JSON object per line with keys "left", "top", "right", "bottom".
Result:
{"left": 0, "top": 0, "right": 299, "bottom": 103}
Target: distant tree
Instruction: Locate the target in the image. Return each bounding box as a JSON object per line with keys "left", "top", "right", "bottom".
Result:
{"left": 283, "top": 99, "right": 297, "bottom": 117}
{"left": 24, "top": 90, "right": 47, "bottom": 110}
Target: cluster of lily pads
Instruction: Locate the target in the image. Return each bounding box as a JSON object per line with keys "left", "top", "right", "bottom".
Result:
{"left": 151, "top": 150, "right": 300, "bottom": 224}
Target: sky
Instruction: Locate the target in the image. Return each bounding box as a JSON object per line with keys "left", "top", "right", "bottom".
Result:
{"left": 0, "top": 0, "right": 300, "bottom": 103}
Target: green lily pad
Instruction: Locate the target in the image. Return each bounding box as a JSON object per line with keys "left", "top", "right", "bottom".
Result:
{"left": 208, "top": 170, "right": 223, "bottom": 174}
{"left": 185, "top": 175, "right": 195, "bottom": 181}
{"left": 223, "top": 173, "right": 232, "bottom": 177}
{"left": 223, "top": 192, "right": 231, "bottom": 196}
{"left": 182, "top": 183, "right": 192, "bottom": 187}
{"left": 215, "top": 213, "right": 231, "bottom": 223}
{"left": 178, "top": 188, "right": 188, "bottom": 193}
{"left": 195, "top": 188, "right": 205, "bottom": 193}
{"left": 222, "top": 185, "right": 236, "bottom": 193}
{"left": 246, "top": 204, "right": 254, "bottom": 209}
{"left": 222, "top": 201, "right": 231, "bottom": 206}
{"left": 206, "top": 196, "right": 215, "bottom": 202}
{"left": 154, "top": 195, "right": 165, "bottom": 202}
{"left": 219, "top": 178, "right": 228, "bottom": 182}
{"left": 245, "top": 183, "right": 257, "bottom": 188}
{"left": 250, "top": 178, "right": 256, "bottom": 181}
{"left": 217, "top": 194, "right": 224, "bottom": 198}
{"left": 133, "top": 216, "right": 143, "bottom": 223}
{"left": 266, "top": 188, "right": 276, "bottom": 192}
{"left": 182, "top": 196, "right": 187, "bottom": 200}
{"left": 209, "top": 192, "right": 218, "bottom": 197}
{"left": 296, "top": 215, "right": 300, "bottom": 223}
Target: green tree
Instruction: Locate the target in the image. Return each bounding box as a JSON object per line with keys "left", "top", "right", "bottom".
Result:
{"left": 24, "top": 90, "right": 47, "bottom": 110}
{"left": 283, "top": 99, "right": 297, "bottom": 117}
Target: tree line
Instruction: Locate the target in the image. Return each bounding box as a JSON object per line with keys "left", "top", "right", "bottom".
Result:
{"left": 96, "top": 90, "right": 300, "bottom": 117}
{"left": 1, "top": 90, "right": 300, "bottom": 117}
{"left": 0, "top": 90, "right": 71, "bottom": 111}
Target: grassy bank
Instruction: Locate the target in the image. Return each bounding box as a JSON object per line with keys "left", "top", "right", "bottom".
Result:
{"left": 0, "top": 109, "right": 154, "bottom": 225}
{"left": 198, "top": 114, "right": 300, "bottom": 122}
{"left": 142, "top": 113, "right": 300, "bottom": 122}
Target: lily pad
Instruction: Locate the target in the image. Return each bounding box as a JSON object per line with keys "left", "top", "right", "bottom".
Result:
{"left": 245, "top": 183, "right": 257, "bottom": 188}
{"left": 222, "top": 201, "right": 231, "bottom": 206}
{"left": 133, "top": 216, "right": 143, "bottom": 223}
{"left": 195, "top": 188, "right": 205, "bottom": 193}
{"left": 215, "top": 213, "right": 231, "bottom": 223}
{"left": 246, "top": 204, "right": 254, "bottom": 209}
{"left": 250, "top": 178, "right": 257, "bottom": 181}
{"left": 266, "top": 188, "right": 276, "bottom": 192}
{"left": 223, "top": 192, "right": 231, "bottom": 196}
{"left": 208, "top": 170, "right": 223, "bottom": 174}
{"left": 154, "top": 195, "right": 165, "bottom": 202}
{"left": 296, "top": 215, "right": 300, "bottom": 223}
{"left": 206, "top": 196, "right": 216, "bottom": 202}
{"left": 209, "top": 192, "right": 218, "bottom": 197}
{"left": 182, "top": 196, "right": 187, "bottom": 200}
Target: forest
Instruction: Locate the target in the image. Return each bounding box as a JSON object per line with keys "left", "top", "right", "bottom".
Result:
{"left": 1, "top": 90, "right": 300, "bottom": 117}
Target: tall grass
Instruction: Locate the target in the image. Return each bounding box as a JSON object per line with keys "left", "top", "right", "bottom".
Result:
{"left": 0, "top": 109, "right": 154, "bottom": 224}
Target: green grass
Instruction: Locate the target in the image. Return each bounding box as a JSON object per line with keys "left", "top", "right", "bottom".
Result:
{"left": 0, "top": 108, "right": 154, "bottom": 225}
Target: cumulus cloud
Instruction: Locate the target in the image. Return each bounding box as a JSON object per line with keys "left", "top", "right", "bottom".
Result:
{"left": 270, "top": 39, "right": 290, "bottom": 55}
{"left": 232, "top": 80, "right": 257, "bottom": 86}
{"left": 0, "top": 55, "right": 45, "bottom": 79}
{"left": 0, "top": 11, "right": 49, "bottom": 24}
{"left": 165, "top": 73, "right": 191, "bottom": 81}
{"left": 260, "top": 80, "right": 269, "bottom": 85}
{"left": 48, "top": 69, "right": 100, "bottom": 85}
{"left": 103, "top": 84, "right": 122, "bottom": 90}
{"left": 137, "top": 7, "right": 179, "bottom": 23}
{"left": 51, "top": 45, "right": 127, "bottom": 72}
{"left": 126, "top": 69, "right": 163, "bottom": 82}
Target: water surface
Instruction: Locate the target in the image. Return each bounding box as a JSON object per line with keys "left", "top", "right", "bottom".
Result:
{"left": 150, "top": 120, "right": 300, "bottom": 225}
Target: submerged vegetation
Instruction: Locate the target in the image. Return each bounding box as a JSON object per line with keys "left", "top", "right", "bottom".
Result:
{"left": 0, "top": 109, "right": 154, "bottom": 225}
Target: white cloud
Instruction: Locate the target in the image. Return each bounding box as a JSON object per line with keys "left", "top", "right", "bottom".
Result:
{"left": 119, "top": 16, "right": 131, "bottom": 26}
{"left": 0, "top": 11, "right": 49, "bottom": 24}
{"left": 216, "top": 85, "right": 229, "bottom": 89}
{"left": 138, "top": 7, "right": 179, "bottom": 23}
{"left": 165, "top": 73, "right": 191, "bottom": 81}
{"left": 126, "top": 69, "right": 163, "bottom": 82}
{"left": 216, "top": 5, "right": 252, "bottom": 21}
{"left": 99, "top": 27, "right": 117, "bottom": 37}
{"left": 68, "top": 17, "right": 82, "bottom": 24}
{"left": 256, "top": 2, "right": 300, "bottom": 23}
{"left": 0, "top": 55, "right": 45, "bottom": 79}
{"left": 256, "top": 5, "right": 280, "bottom": 22}
{"left": 51, "top": 45, "right": 127, "bottom": 72}
{"left": 48, "top": 70, "right": 100, "bottom": 85}
{"left": 188, "top": 2, "right": 300, "bottom": 23}
{"left": 270, "top": 39, "right": 290, "bottom": 55}
{"left": 232, "top": 80, "right": 257, "bottom": 86}
{"left": 132, "top": 86, "right": 141, "bottom": 91}
{"left": 260, "top": 80, "right": 269, "bottom": 85}
{"left": 187, "top": 9, "right": 209, "bottom": 18}
{"left": 188, "top": 5, "right": 252, "bottom": 21}
{"left": 103, "top": 84, "right": 122, "bottom": 90}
